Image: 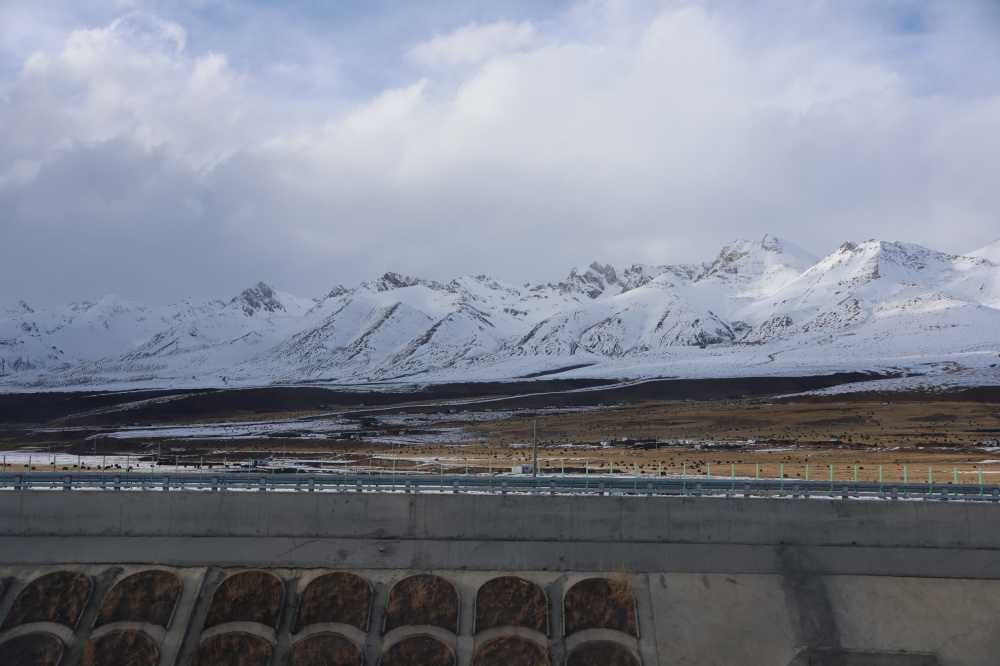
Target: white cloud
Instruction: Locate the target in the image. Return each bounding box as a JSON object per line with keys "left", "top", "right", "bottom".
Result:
{"left": 1, "top": 1, "right": 1000, "bottom": 305}
{"left": 408, "top": 20, "right": 537, "bottom": 68}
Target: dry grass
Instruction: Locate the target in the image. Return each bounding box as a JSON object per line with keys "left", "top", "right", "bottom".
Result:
{"left": 383, "top": 574, "right": 459, "bottom": 633}
{"left": 464, "top": 397, "right": 1000, "bottom": 448}
{"left": 475, "top": 576, "right": 548, "bottom": 634}
{"left": 204, "top": 571, "right": 283, "bottom": 630}
{"left": 381, "top": 635, "right": 455, "bottom": 666}
{"left": 96, "top": 570, "right": 182, "bottom": 628}
{"left": 563, "top": 578, "right": 637, "bottom": 637}
{"left": 294, "top": 572, "right": 371, "bottom": 632}
{"left": 472, "top": 636, "right": 551, "bottom": 666}
{"left": 0, "top": 633, "right": 64, "bottom": 666}
{"left": 344, "top": 397, "right": 1000, "bottom": 484}
{"left": 82, "top": 629, "right": 160, "bottom": 666}
{"left": 2, "top": 571, "right": 92, "bottom": 630}
{"left": 287, "top": 633, "right": 363, "bottom": 666}
{"left": 194, "top": 632, "right": 272, "bottom": 666}
{"left": 566, "top": 641, "right": 639, "bottom": 666}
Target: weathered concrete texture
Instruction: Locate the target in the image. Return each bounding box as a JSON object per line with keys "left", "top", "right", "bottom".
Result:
{"left": 2, "top": 492, "right": 1000, "bottom": 548}
{"left": 826, "top": 576, "right": 1000, "bottom": 665}
{"left": 2, "top": 491, "right": 1000, "bottom": 664}
{"left": 788, "top": 649, "right": 940, "bottom": 665}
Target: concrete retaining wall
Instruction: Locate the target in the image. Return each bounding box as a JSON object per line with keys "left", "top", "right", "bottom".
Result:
{"left": 2, "top": 492, "right": 1000, "bottom": 665}
{"left": 1, "top": 491, "right": 997, "bottom": 547}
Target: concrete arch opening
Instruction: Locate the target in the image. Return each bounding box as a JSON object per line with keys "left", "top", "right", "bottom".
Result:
{"left": 96, "top": 569, "right": 182, "bottom": 628}
{"left": 295, "top": 572, "right": 371, "bottom": 633}
{"left": 194, "top": 631, "right": 273, "bottom": 666}
{"left": 288, "top": 632, "right": 363, "bottom": 666}
{"left": 563, "top": 578, "right": 637, "bottom": 637}
{"left": 2, "top": 571, "right": 92, "bottom": 630}
{"left": 0, "top": 632, "right": 65, "bottom": 666}
{"left": 204, "top": 571, "right": 284, "bottom": 630}
{"left": 384, "top": 574, "right": 459, "bottom": 634}
{"left": 380, "top": 634, "right": 455, "bottom": 666}
{"left": 82, "top": 628, "right": 160, "bottom": 666}
{"left": 566, "top": 640, "right": 640, "bottom": 666}
{"left": 473, "top": 635, "right": 551, "bottom": 666}
{"left": 475, "top": 576, "right": 548, "bottom": 634}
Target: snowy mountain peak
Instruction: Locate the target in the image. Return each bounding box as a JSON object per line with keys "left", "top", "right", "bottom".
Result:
{"left": 372, "top": 272, "right": 421, "bottom": 291}
{"left": 759, "top": 233, "right": 783, "bottom": 252}
{"left": 559, "top": 262, "right": 622, "bottom": 298}
{"left": 587, "top": 261, "right": 618, "bottom": 285}
{"left": 2, "top": 235, "right": 998, "bottom": 388}
{"left": 698, "top": 235, "right": 817, "bottom": 297}
{"left": 232, "top": 281, "right": 285, "bottom": 316}
{"left": 836, "top": 240, "right": 986, "bottom": 280}
{"left": 367, "top": 272, "right": 449, "bottom": 293}
{"left": 324, "top": 285, "right": 350, "bottom": 299}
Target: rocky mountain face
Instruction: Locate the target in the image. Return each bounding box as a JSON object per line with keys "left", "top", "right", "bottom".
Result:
{"left": 2, "top": 236, "right": 999, "bottom": 389}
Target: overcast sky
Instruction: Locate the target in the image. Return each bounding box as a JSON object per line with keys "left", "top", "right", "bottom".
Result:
{"left": 2, "top": 0, "right": 999, "bottom": 305}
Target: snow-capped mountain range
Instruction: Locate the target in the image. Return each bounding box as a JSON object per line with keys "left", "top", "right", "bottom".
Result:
{"left": 3, "top": 235, "right": 1000, "bottom": 391}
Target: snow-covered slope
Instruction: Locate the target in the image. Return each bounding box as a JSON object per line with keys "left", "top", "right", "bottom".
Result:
{"left": 2, "top": 236, "right": 999, "bottom": 390}
{"left": 970, "top": 239, "right": 1000, "bottom": 265}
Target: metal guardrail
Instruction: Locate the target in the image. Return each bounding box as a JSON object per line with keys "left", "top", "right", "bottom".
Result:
{"left": 2, "top": 471, "right": 1000, "bottom": 502}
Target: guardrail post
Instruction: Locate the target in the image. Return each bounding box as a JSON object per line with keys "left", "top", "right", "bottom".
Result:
{"left": 259, "top": 478, "right": 267, "bottom": 492}
{"left": 355, "top": 480, "right": 363, "bottom": 493}
{"left": 743, "top": 483, "right": 751, "bottom": 498}
{"left": 113, "top": 475, "right": 121, "bottom": 492}
{"left": 15, "top": 474, "right": 23, "bottom": 491}
{"left": 309, "top": 478, "right": 315, "bottom": 492}
{"left": 992, "top": 488, "right": 999, "bottom": 503}
{"left": 212, "top": 477, "right": 219, "bottom": 492}
{"left": 452, "top": 481, "right": 459, "bottom": 494}
{"left": 163, "top": 477, "right": 169, "bottom": 492}
{"left": 63, "top": 476, "right": 71, "bottom": 491}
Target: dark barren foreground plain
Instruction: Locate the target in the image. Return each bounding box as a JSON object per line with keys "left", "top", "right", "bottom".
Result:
{"left": 1, "top": 373, "right": 999, "bottom": 483}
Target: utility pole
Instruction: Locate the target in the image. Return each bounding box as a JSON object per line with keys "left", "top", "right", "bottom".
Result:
{"left": 532, "top": 420, "right": 539, "bottom": 478}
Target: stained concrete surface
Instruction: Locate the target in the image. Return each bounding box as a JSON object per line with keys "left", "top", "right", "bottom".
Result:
{"left": 1, "top": 491, "right": 999, "bottom": 664}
